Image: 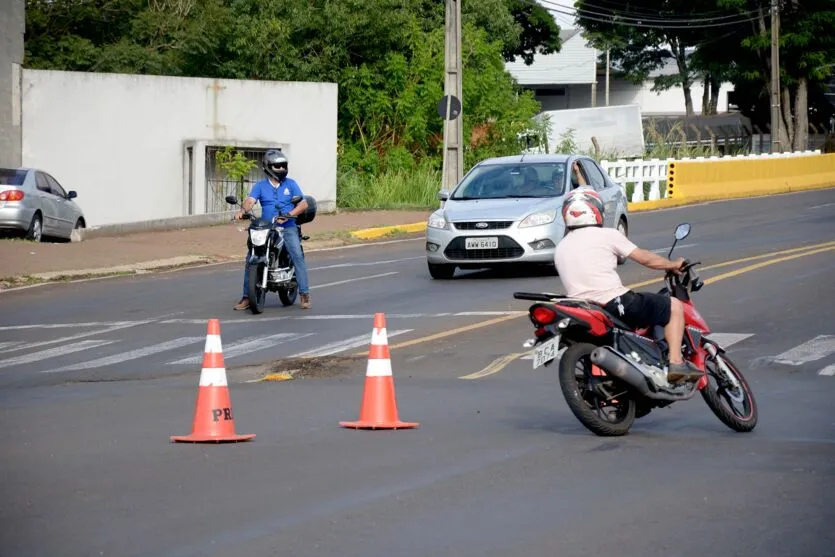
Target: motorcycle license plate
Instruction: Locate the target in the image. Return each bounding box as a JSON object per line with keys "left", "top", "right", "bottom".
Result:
{"left": 532, "top": 336, "right": 560, "bottom": 369}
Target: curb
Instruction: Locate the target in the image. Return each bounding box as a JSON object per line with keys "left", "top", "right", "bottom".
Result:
{"left": 350, "top": 222, "right": 428, "bottom": 240}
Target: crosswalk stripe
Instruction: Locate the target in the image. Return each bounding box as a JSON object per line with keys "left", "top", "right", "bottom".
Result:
{"left": 289, "top": 330, "right": 413, "bottom": 358}
{"left": 772, "top": 335, "right": 835, "bottom": 365}
{"left": 0, "top": 321, "right": 153, "bottom": 354}
{"left": 0, "top": 341, "right": 24, "bottom": 351}
{"left": 0, "top": 321, "right": 140, "bottom": 331}
{"left": 41, "top": 337, "right": 205, "bottom": 373}
{"left": 0, "top": 340, "right": 116, "bottom": 370}
{"left": 166, "top": 333, "right": 312, "bottom": 365}
{"left": 818, "top": 365, "right": 835, "bottom": 376}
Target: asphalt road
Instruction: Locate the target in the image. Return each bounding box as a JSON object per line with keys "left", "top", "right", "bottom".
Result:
{"left": 1, "top": 189, "right": 834, "bottom": 557}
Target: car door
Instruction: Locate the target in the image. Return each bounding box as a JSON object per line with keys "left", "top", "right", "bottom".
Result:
{"left": 578, "top": 158, "right": 617, "bottom": 228}
{"left": 34, "top": 172, "right": 62, "bottom": 236}
{"left": 44, "top": 173, "right": 76, "bottom": 237}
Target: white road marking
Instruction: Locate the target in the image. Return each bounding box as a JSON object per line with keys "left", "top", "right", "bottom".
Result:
{"left": 0, "top": 341, "right": 24, "bottom": 350}
{"left": 454, "top": 311, "right": 527, "bottom": 316}
{"left": 159, "top": 311, "right": 512, "bottom": 325}
{"left": 289, "top": 330, "right": 412, "bottom": 358}
{"left": 166, "top": 332, "right": 313, "bottom": 365}
{"left": 0, "top": 340, "right": 116, "bottom": 370}
{"left": 310, "top": 257, "right": 423, "bottom": 270}
{"left": 706, "top": 333, "right": 754, "bottom": 349}
{"left": 311, "top": 272, "right": 398, "bottom": 289}
{"left": 0, "top": 321, "right": 154, "bottom": 353}
{"left": 818, "top": 364, "right": 835, "bottom": 376}
{"left": 810, "top": 202, "right": 835, "bottom": 210}
{"left": 772, "top": 335, "right": 835, "bottom": 365}
{"left": 42, "top": 337, "right": 205, "bottom": 373}
{"left": 651, "top": 243, "right": 697, "bottom": 253}
{"left": 0, "top": 320, "right": 141, "bottom": 331}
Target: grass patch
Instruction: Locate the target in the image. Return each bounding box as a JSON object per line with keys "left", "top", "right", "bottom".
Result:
{"left": 338, "top": 165, "right": 440, "bottom": 210}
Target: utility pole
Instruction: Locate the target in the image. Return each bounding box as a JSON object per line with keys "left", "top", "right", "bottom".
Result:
{"left": 770, "top": 0, "right": 781, "bottom": 153}
{"left": 442, "top": 0, "right": 464, "bottom": 192}
{"left": 591, "top": 49, "right": 597, "bottom": 107}
{"left": 605, "top": 49, "right": 610, "bottom": 106}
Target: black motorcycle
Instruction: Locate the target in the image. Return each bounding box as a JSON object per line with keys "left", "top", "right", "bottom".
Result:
{"left": 225, "top": 194, "right": 317, "bottom": 314}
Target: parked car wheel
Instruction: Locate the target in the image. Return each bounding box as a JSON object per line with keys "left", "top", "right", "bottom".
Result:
{"left": 26, "top": 213, "right": 43, "bottom": 242}
{"left": 428, "top": 262, "right": 456, "bottom": 280}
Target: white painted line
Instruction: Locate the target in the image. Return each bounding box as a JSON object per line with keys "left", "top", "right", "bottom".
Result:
{"left": 0, "top": 321, "right": 154, "bottom": 353}
{"left": 310, "top": 256, "right": 423, "bottom": 270}
{"left": 0, "top": 320, "right": 139, "bottom": 332}
{"left": 311, "top": 272, "right": 398, "bottom": 290}
{"left": 810, "top": 202, "right": 835, "bottom": 210}
{"left": 307, "top": 237, "right": 424, "bottom": 252}
{"left": 651, "top": 243, "right": 697, "bottom": 253}
{"left": 42, "top": 337, "right": 204, "bottom": 373}
{"left": 818, "top": 364, "right": 835, "bottom": 376}
{"left": 289, "top": 330, "right": 412, "bottom": 358}
{"left": 0, "top": 340, "right": 116, "bottom": 370}
{"left": 0, "top": 341, "right": 24, "bottom": 350}
{"left": 159, "top": 311, "right": 518, "bottom": 325}
{"left": 706, "top": 333, "right": 754, "bottom": 349}
{"left": 772, "top": 335, "right": 835, "bottom": 365}
{"left": 166, "top": 332, "right": 313, "bottom": 365}
{"left": 454, "top": 311, "right": 527, "bottom": 316}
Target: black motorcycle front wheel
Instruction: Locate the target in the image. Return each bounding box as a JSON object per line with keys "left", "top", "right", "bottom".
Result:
{"left": 700, "top": 351, "right": 758, "bottom": 432}
{"left": 558, "top": 343, "right": 637, "bottom": 436}
{"left": 247, "top": 263, "right": 268, "bottom": 314}
{"left": 278, "top": 280, "right": 298, "bottom": 306}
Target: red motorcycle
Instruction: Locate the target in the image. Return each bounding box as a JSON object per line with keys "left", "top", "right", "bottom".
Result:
{"left": 514, "top": 223, "right": 758, "bottom": 437}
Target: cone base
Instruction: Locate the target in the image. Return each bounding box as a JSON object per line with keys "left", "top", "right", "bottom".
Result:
{"left": 339, "top": 420, "right": 419, "bottom": 430}
{"left": 170, "top": 433, "right": 256, "bottom": 443}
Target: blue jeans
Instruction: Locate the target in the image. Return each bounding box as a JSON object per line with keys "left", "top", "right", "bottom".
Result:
{"left": 243, "top": 226, "right": 309, "bottom": 297}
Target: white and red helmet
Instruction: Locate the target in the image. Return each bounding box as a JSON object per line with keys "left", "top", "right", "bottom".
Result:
{"left": 562, "top": 187, "right": 604, "bottom": 229}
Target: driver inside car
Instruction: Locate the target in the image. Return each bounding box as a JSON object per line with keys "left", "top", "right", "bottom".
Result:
{"left": 554, "top": 187, "right": 702, "bottom": 383}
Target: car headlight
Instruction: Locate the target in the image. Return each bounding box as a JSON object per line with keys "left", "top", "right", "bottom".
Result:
{"left": 519, "top": 210, "right": 557, "bottom": 228}
{"left": 427, "top": 212, "right": 449, "bottom": 230}
{"left": 249, "top": 228, "right": 269, "bottom": 246}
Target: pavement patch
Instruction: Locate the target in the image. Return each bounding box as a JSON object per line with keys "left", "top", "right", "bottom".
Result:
{"left": 262, "top": 355, "right": 365, "bottom": 381}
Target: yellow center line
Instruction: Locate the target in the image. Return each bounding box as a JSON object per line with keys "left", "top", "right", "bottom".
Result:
{"left": 348, "top": 239, "right": 835, "bottom": 365}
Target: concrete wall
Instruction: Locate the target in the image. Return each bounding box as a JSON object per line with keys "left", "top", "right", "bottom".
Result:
{"left": 21, "top": 69, "right": 338, "bottom": 227}
{"left": 0, "top": 0, "right": 24, "bottom": 168}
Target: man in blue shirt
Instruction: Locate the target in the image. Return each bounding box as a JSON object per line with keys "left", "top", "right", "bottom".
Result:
{"left": 234, "top": 149, "right": 311, "bottom": 310}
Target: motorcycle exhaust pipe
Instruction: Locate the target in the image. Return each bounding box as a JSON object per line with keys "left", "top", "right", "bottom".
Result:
{"left": 590, "top": 346, "right": 686, "bottom": 402}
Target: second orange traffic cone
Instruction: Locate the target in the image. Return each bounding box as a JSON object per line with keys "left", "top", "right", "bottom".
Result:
{"left": 339, "top": 313, "right": 419, "bottom": 430}
{"left": 171, "top": 319, "right": 255, "bottom": 443}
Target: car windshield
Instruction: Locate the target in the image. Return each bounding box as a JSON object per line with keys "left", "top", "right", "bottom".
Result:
{"left": 451, "top": 162, "right": 566, "bottom": 200}
{"left": 0, "top": 169, "right": 26, "bottom": 186}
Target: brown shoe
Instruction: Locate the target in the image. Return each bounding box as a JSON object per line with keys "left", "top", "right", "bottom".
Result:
{"left": 234, "top": 297, "right": 250, "bottom": 311}
{"left": 300, "top": 294, "right": 311, "bottom": 309}
{"left": 667, "top": 361, "right": 702, "bottom": 383}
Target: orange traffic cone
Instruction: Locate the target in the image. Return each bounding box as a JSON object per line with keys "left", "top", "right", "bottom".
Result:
{"left": 340, "top": 313, "right": 419, "bottom": 430}
{"left": 171, "top": 319, "right": 255, "bottom": 443}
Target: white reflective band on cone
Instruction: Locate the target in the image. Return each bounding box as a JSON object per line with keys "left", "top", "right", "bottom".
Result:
{"left": 365, "top": 358, "right": 393, "bottom": 377}
{"left": 370, "top": 328, "right": 388, "bottom": 345}
{"left": 199, "top": 368, "right": 228, "bottom": 386}
{"left": 204, "top": 334, "right": 223, "bottom": 353}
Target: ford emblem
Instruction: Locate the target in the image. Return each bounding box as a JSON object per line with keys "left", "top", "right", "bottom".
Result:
{"left": 475, "top": 222, "right": 489, "bottom": 229}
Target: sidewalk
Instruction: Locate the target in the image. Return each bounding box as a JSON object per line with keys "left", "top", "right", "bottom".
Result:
{"left": 0, "top": 210, "right": 432, "bottom": 285}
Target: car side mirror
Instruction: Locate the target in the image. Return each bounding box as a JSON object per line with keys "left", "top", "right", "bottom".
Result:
{"left": 290, "top": 195, "right": 303, "bottom": 204}
{"left": 674, "top": 223, "right": 691, "bottom": 241}
{"left": 67, "top": 191, "right": 77, "bottom": 200}
{"left": 437, "top": 190, "right": 450, "bottom": 201}
{"left": 225, "top": 195, "right": 238, "bottom": 205}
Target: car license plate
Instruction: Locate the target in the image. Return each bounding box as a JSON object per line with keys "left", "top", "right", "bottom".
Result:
{"left": 465, "top": 237, "right": 498, "bottom": 250}
{"left": 532, "top": 336, "right": 560, "bottom": 369}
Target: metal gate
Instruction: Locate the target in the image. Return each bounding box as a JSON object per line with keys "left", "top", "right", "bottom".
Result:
{"left": 204, "top": 146, "right": 268, "bottom": 213}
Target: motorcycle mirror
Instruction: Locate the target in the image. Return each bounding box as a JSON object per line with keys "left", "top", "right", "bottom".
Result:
{"left": 225, "top": 195, "right": 239, "bottom": 205}
{"left": 674, "top": 223, "right": 691, "bottom": 241}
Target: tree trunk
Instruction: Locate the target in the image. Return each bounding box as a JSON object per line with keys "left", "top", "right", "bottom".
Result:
{"left": 709, "top": 76, "right": 720, "bottom": 115}
{"left": 701, "top": 76, "right": 710, "bottom": 116}
{"left": 781, "top": 86, "right": 794, "bottom": 151}
{"left": 792, "top": 78, "right": 808, "bottom": 151}
{"left": 671, "top": 39, "right": 694, "bottom": 116}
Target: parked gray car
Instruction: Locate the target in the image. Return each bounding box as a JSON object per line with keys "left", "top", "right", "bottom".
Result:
{"left": 425, "top": 154, "right": 629, "bottom": 279}
{"left": 0, "top": 168, "right": 86, "bottom": 242}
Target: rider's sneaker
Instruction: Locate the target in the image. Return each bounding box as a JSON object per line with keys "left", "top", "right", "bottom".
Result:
{"left": 234, "top": 297, "right": 250, "bottom": 311}
{"left": 667, "top": 361, "right": 702, "bottom": 383}
{"left": 300, "top": 294, "right": 311, "bottom": 309}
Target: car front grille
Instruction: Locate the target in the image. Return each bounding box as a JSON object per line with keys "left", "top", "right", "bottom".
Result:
{"left": 452, "top": 221, "right": 514, "bottom": 230}
{"left": 444, "top": 236, "right": 524, "bottom": 260}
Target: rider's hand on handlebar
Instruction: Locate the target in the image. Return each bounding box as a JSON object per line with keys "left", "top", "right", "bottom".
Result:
{"left": 668, "top": 257, "right": 687, "bottom": 276}
{"left": 234, "top": 210, "right": 245, "bottom": 221}
{"left": 274, "top": 216, "right": 288, "bottom": 225}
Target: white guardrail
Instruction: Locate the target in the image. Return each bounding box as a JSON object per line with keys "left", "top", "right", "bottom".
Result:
{"left": 600, "top": 150, "right": 822, "bottom": 202}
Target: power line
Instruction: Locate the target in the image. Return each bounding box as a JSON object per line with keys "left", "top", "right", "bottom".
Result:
{"left": 566, "top": 0, "right": 757, "bottom": 20}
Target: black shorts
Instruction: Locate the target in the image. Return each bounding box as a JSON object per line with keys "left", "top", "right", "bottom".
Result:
{"left": 603, "top": 291, "right": 671, "bottom": 330}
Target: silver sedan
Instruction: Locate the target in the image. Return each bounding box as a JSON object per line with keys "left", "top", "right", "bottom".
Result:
{"left": 425, "top": 154, "right": 630, "bottom": 279}
{"left": 0, "top": 167, "right": 86, "bottom": 242}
